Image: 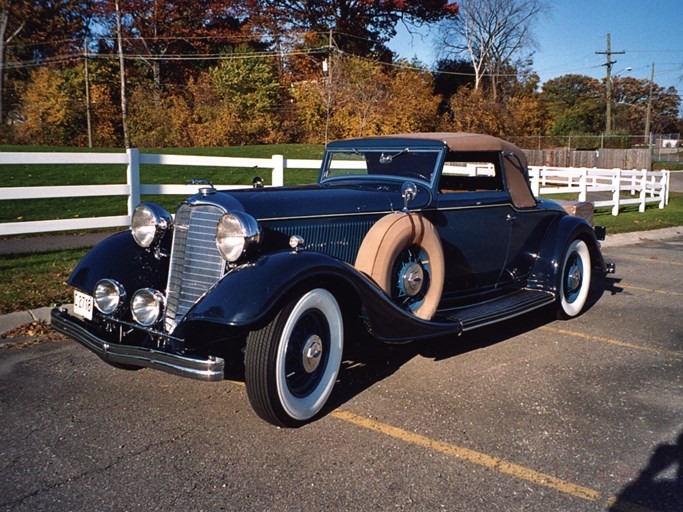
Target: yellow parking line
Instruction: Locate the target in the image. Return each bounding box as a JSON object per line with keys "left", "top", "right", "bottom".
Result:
{"left": 541, "top": 326, "right": 683, "bottom": 359}
{"left": 629, "top": 256, "right": 683, "bottom": 267}
{"left": 227, "top": 381, "right": 655, "bottom": 509}
{"left": 620, "top": 283, "right": 683, "bottom": 297}
{"left": 331, "top": 409, "right": 600, "bottom": 502}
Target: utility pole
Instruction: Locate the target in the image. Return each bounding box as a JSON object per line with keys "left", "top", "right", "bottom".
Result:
{"left": 324, "top": 29, "right": 333, "bottom": 145}
{"left": 644, "top": 62, "right": 655, "bottom": 147}
{"left": 84, "top": 37, "right": 93, "bottom": 148}
{"left": 595, "top": 33, "right": 625, "bottom": 134}
{"left": 115, "top": 0, "right": 131, "bottom": 149}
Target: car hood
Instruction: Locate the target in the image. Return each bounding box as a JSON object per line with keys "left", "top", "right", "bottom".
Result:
{"left": 190, "top": 182, "right": 432, "bottom": 220}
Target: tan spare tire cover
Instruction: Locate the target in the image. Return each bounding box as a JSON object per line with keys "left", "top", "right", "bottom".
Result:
{"left": 354, "top": 213, "right": 445, "bottom": 320}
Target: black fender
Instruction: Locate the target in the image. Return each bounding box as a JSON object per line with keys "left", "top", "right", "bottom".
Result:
{"left": 67, "top": 231, "right": 170, "bottom": 297}
{"left": 527, "top": 214, "right": 606, "bottom": 294}
{"left": 180, "top": 251, "right": 463, "bottom": 343}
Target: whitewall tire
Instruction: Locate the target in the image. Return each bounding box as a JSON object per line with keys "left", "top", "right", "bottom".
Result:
{"left": 245, "top": 288, "right": 343, "bottom": 427}
{"left": 557, "top": 239, "right": 592, "bottom": 318}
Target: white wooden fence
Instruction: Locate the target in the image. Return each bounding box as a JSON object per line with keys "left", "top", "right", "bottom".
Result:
{"left": 528, "top": 166, "right": 670, "bottom": 216}
{"left": 0, "top": 149, "right": 672, "bottom": 236}
{"left": 0, "top": 149, "right": 318, "bottom": 236}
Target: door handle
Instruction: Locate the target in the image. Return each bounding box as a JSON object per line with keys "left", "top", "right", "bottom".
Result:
{"left": 506, "top": 213, "right": 517, "bottom": 222}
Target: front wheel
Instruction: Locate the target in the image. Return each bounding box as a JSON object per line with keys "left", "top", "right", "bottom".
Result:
{"left": 245, "top": 288, "right": 344, "bottom": 427}
{"left": 557, "top": 239, "right": 592, "bottom": 318}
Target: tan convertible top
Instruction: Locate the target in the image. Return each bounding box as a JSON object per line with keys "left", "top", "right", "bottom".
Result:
{"left": 376, "top": 132, "right": 535, "bottom": 208}
{"left": 377, "top": 132, "right": 527, "bottom": 166}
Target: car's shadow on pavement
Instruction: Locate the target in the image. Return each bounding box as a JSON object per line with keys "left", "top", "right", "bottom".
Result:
{"left": 327, "top": 307, "right": 551, "bottom": 414}
{"left": 586, "top": 271, "right": 624, "bottom": 310}
{"left": 327, "top": 273, "right": 624, "bottom": 417}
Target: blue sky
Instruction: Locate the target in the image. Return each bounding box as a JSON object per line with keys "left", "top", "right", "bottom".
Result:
{"left": 388, "top": 0, "right": 683, "bottom": 95}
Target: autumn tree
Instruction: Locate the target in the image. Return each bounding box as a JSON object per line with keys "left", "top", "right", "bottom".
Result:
{"left": 186, "top": 71, "right": 236, "bottom": 146}
{"left": 328, "top": 55, "right": 388, "bottom": 138}
{"left": 0, "top": 0, "right": 92, "bottom": 129}
{"left": 437, "top": 0, "right": 547, "bottom": 100}
{"left": 540, "top": 74, "right": 604, "bottom": 135}
{"left": 380, "top": 62, "right": 441, "bottom": 134}
{"left": 18, "top": 67, "right": 71, "bottom": 145}
{"left": 250, "top": 0, "right": 458, "bottom": 59}
{"left": 94, "top": 0, "right": 250, "bottom": 92}
{"left": 611, "top": 76, "right": 681, "bottom": 134}
{"left": 210, "top": 49, "right": 281, "bottom": 143}
{"left": 433, "top": 57, "right": 476, "bottom": 112}
{"left": 90, "top": 82, "right": 118, "bottom": 146}
{"left": 441, "top": 86, "right": 505, "bottom": 135}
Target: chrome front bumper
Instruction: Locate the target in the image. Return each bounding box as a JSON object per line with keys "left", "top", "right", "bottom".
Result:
{"left": 51, "top": 308, "right": 225, "bottom": 382}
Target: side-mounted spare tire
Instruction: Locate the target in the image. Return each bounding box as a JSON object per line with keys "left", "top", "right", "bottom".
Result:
{"left": 354, "top": 213, "right": 445, "bottom": 321}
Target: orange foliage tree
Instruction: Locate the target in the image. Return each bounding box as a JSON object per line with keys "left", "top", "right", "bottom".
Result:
{"left": 17, "top": 67, "right": 71, "bottom": 145}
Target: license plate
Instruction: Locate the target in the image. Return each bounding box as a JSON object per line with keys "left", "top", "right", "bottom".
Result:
{"left": 74, "top": 290, "right": 94, "bottom": 320}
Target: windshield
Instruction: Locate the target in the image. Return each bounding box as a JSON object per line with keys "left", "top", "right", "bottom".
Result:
{"left": 321, "top": 148, "right": 442, "bottom": 184}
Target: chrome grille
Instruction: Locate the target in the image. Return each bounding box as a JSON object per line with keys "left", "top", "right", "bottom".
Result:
{"left": 269, "top": 219, "right": 376, "bottom": 264}
{"left": 165, "top": 204, "right": 226, "bottom": 332}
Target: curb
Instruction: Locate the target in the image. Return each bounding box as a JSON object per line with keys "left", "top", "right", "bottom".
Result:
{"left": 0, "top": 306, "right": 54, "bottom": 343}
{"left": 600, "top": 226, "right": 683, "bottom": 248}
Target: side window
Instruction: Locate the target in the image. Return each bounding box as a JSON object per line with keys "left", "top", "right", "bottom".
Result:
{"left": 438, "top": 151, "right": 504, "bottom": 193}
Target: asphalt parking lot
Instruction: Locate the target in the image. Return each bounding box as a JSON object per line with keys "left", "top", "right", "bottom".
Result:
{"left": 1, "top": 233, "right": 682, "bottom": 512}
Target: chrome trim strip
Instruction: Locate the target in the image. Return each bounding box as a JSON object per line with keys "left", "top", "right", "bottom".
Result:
{"left": 257, "top": 201, "right": 520, "bottom": 222}
{"left": 257, "top": 209, "right": 395, "bottom": 222}
{"left": 51, "top": 308, "right": 224, "bottom": 382}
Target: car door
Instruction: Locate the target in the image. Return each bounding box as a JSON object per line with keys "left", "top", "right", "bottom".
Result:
{"left": 427, "top": 152, "right": 513, "bottom": 298}
{"left": 428, "top": 191, "right": 512, "bottom": 298}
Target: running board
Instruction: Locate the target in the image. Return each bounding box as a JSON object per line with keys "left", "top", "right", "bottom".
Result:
{"left": 440, "top": 289, "right": 555, "bottom": 332}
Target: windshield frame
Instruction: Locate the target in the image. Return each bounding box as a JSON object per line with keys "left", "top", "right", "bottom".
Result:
{"left": 319, "top": 144, "right": 447, "bottom": 189}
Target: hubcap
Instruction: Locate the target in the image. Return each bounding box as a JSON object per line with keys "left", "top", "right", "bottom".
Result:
{"left": 401, "top": 262, "right": 424, "bottom": 297}
{"left": 568, "top": 264, "right": 582, "bottom": 292}
{"left": 301, "top": 334, "right": 323, "bottom": 373}
{"left": 564, "top": 253, "right": 584, "bottom": 303}
{"left": 391, "top": 245, "right": 430, "bottom": 312}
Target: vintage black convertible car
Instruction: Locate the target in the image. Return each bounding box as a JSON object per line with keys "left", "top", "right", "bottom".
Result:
{"left": 52, "top": 133, "right": 614, "bottom": 427}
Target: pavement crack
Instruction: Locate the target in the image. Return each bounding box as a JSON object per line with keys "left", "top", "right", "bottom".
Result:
{"left": 0, "top": 430, "right": 193, "bottom": 509}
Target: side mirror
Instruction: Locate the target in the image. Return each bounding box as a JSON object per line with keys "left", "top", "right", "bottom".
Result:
{"left": 401, "top": 181, "right": 417, "bottom": 213}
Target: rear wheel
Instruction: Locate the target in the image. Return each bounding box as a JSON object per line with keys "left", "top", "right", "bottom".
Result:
{"left": 245, "top": 288, "right": 344, "bottom": 427}
{"left": 557, "top": 239, "right": 592, "bottom": 318}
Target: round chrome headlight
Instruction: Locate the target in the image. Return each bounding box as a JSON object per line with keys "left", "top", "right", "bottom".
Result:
{"left": 94, "top": 279, "right": 126, "bottom": 315}
{"left": 131, "top": 203, "right": 172, "bottom": 248}
{"left": 216, "top": 212, "right": 260, "bottom": 263}
{"left": 130, "top": 288, "right": 165, "bottom": 327}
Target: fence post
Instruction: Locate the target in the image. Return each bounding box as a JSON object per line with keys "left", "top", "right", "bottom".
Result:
{"left": 660, "top": 170, "right": 669, "bottom": 208}
{"left": 127, "top": 147, "right": 140, "bottom": 217}
{"left": 639, "top": 169, "right": 647, "bottom": 213}
{"left": 630, "top": 172, "right": 637, "bottom": 195}
{"left": 579, "top": 168, "right": 587, "bottom": 202}
{"left": 611, "top": 169, "right": 621, "bottom": 216}
{"left": 530, "top": 168, "right": 540, "bottom": 196}
{"left": 271, "top": 154, "right": 284, "bottom": 187}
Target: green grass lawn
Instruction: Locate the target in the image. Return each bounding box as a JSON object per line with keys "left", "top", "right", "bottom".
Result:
{"left": 593, "top": 192, "right": 683, "bottom": 233}
{"left": 653, "top": 161, "right": 683, "bottom": 171}
{"left": 0, "top": 248, "right": 88, "bottom": 315}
